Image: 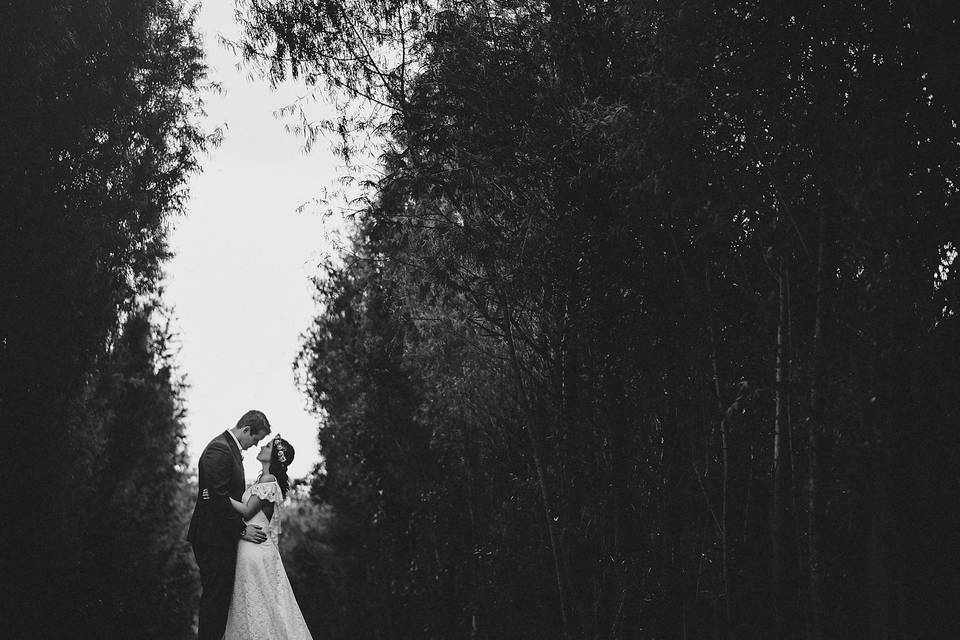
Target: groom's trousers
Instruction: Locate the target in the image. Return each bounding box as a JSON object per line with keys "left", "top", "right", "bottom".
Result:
{"left": 193, "top": 543, "right": 238, "bottom": 640}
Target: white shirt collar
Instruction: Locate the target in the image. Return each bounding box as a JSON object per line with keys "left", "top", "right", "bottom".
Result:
{"left": 227, "top": 429, "right": 243, "bottom": 454}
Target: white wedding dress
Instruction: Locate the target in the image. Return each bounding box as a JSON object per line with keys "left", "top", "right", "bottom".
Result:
{"left": 223, "top": 481, "right": 313, "bottom": 639}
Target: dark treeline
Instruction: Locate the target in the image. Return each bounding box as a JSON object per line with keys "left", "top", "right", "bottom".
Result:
{"left": 1, "top": 1, "right": 209, "bottom": 637}
{"left": 243, "top": 1, "right": 960, "bottom": 638}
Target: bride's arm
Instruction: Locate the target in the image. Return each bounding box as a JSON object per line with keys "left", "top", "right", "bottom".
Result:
{"left": 230, "top": 495, "right": 262, "bottom": 520}
{"left": 229, "top": 474, "right": 278, "bottom": 520}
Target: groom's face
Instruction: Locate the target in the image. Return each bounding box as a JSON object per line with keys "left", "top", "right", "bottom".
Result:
{"left": 239, "top": 426, "right": 270, "bottom": 450}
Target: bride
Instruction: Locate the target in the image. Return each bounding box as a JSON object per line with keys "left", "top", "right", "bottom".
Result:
{"left": 223, "top": 434, "right": 313, "bottom": 639}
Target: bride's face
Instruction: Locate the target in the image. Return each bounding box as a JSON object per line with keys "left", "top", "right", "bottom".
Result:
{"left": 256, "top": 439, "right": 274, "bottom": 464}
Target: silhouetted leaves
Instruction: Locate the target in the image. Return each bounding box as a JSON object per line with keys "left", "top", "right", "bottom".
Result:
{"left": 269, "top": 2, "right": 960, "bottom": 638}
{"left": 0, "top": 1, "right": 209, "bottom": 636}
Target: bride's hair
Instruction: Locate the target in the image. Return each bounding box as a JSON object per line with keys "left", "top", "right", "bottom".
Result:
{"left": 269, "top": 436, "right": 295, "bottom": 498}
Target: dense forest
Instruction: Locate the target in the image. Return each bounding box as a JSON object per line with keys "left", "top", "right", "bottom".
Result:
{"left": 1, "top": 0, "right": 209, "bottom": 637}
{"left": 3, "top": 0, "right": 960, "bottom": 638}
{"left": 243, "top": 1, "right": 960, "bottom": 639}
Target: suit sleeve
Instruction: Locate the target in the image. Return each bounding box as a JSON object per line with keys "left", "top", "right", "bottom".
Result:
{"left": 200, "top": 440, "right": 245, "bottom": 536}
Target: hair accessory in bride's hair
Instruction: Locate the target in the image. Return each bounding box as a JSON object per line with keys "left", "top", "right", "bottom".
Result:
{"left": 273, "top": 434, "right": 288, "bottom": 465}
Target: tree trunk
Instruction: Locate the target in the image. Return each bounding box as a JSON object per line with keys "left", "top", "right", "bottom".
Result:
{"left": 500, "top": 287, "right": 571, "bottom": 639}
{"left": 772, "top": 265, "right": 787, "bottom": 632}
{"left": 786, "top": 268, "right": 803, "bottom": 617}
{"left": 704, "top": 264, "right": 730, "bottom": 625}
{"left": 866, "top": 406, "right": 891, "bottom": 640}
{"left": 807, "top": 210, "right": 826, "bottom": 640}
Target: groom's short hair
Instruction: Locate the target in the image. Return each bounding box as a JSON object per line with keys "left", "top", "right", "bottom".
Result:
{"left": 236, "top": 409, "right": 271, "bottom": 436}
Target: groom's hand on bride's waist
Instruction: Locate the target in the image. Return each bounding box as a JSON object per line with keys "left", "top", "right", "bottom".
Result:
{"left": 241, "top": 524, "right": 267, "bottom": 544}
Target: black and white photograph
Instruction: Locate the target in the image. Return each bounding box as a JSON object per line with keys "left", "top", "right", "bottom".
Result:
{"left": 2, "top": 1, "right": 959, "bottom": 638}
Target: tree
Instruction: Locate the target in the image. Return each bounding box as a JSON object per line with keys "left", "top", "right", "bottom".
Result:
{"left": 0, "top": 0, "right": 211, "bottom": 635}
{"left": 255, "top": 1, "right": 960, "bottom": 637}
{"left": 73, "top": 308, "right": 199, "bottom": 638}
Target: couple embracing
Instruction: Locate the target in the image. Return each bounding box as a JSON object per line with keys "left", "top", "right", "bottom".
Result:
{"left": 187, "top": 409, "right": 313, "bottom": 639}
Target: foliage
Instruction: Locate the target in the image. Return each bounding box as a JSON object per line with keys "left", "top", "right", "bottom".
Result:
{"left": 279, "top": 484, "right": 339, "bottom": 638}
{"left": 0, "top": 0, "right": 209, "bottom": 636}
{"left": 268, "top": 1, "right": 960, "bottom": 638}
{"left": 72, "top": 309, "right": 200, "bottom": 639}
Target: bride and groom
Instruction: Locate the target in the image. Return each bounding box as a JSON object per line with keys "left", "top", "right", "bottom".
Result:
{"left": 187, "top": 409, "right": 313, "bottom": 639}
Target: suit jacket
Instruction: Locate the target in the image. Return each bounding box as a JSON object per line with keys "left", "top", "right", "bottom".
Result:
{"left": 187, "top": 431, "right": 246, "bottom": 547}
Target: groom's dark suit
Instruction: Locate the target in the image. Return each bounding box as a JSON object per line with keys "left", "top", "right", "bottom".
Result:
{"left": 187, "top": 431, "right": 247, "bottom": 640}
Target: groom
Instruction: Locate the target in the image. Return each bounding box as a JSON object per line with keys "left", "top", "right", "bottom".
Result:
{"left": 188, "top": 409, "right": 272, "bottom": 640}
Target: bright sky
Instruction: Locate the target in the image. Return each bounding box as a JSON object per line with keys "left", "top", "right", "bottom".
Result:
{"left": 164, "top": 0, "right": 347, "bottom": 481}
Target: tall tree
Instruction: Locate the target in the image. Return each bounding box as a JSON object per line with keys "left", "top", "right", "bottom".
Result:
{"left": 0, "top": 0, "right": 210, "bottom": 635}
{"left": 254, "top": 1, "right": 960, "bottom": 637}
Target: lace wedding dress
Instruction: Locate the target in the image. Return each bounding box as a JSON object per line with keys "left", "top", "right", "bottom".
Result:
{"left": 223, "top": 481, "right": 313, "bottom": 639}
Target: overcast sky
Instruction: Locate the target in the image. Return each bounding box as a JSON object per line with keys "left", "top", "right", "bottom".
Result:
{"left": 164, "top": 1, "right": 347, "bottom": 481}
